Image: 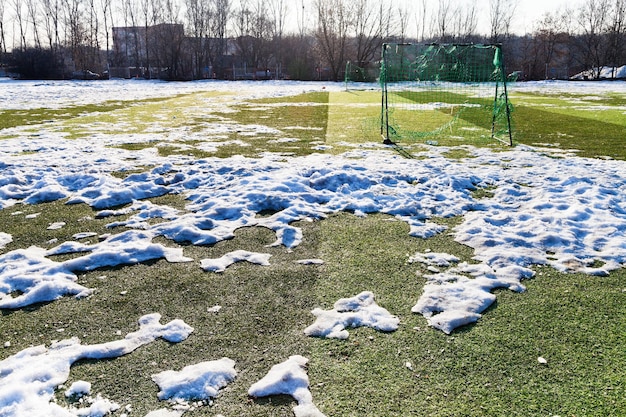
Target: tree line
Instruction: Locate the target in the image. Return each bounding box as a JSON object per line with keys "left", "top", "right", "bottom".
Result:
{"left": 0, "top": 0, "right": 624, "bottom": 81}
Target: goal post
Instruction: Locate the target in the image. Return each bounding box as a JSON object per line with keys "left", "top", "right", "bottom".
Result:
{"left": 380, "top": 43, "right": 513, "bottom": 146}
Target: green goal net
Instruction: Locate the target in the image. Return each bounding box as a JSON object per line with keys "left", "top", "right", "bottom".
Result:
{"left": 344, "top": 61, "right": 379, "bottom": 86}
{"left": 380, "top": 43, "right": 513, "bottom": 146}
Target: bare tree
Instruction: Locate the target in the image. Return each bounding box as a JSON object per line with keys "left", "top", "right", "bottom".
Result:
{"left": 605, "top": 0, "right": 626, "bottom": 77}
{"left": 530, "top": 9, "right": 573, "bottom": 79}
{"left": 489, "top": 0, "right": 518, "bottom": 43}
{"left": 395, "top": 3, "right": 410, "bottom": 43}
{"left": 0, "top": 0, "right": 8, "bottom": 53}
{"left": 351, "top": 0, "right": 389, "bottom": 67}
{"left": 123, "top": 0, "right": 141, "bottom": 68}
{"left": 142, "top": 0, "right": 157, "bottom": 77}
{"left": 25, "top": 0, "right": 41, "bottom": 48}
{"left": 185, "top": 0, "right": 210, "bottom": 78}
{"left": 233, "top": 0, "right": 272, "bottom": 71}
{"left": 412, "top": 0, "right": 430, "bottom": 42}
{"left": 287, "top": 0, "right": 314, "bottom": 80}
{"left": 99, "top": 0, "right": 112, "bottom": 61}
{"left": 155, "top": 0, "right": 187, "bottom": 79}
{"left": 576, "top": 0, "right": 610, "bottom": 78}
{"left": 85, "top": 0, "right": 101, "bottom": 67}
{"left": 205, "top": 0, "right": 229, "bottom": 78}
{"left": 455, "top": 0, "right": 478, "bottom": 41}
{"left": 314, "top": 0, "right": 352, "bottom": 81}
{"left": 268, "top": 0, "right": 287, "bottom": 39}
{"left": 296, "top": 0, "right": 307, "bottom": 37}
{"left": 63, "top": 0, "right": 87, "bottom": 69}
{"left": 42, "top": 0, "right": 62, "bottom": 50}
{"left": 434, "top": 0, "right": 452, "bottom": 41}
{"left": 268, "top": 0, "right": 287, "bottom": 77}
{"left": 12, "top": 0, "right": 27, "bottom": 48}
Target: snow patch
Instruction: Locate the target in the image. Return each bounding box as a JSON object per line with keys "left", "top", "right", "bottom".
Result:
{"left": 0, "top": 231, "right": 192, "bottom": 309}
{"left": 0, "top": 232, "right": 12, "bottom": 249}
{"left": 200, "top": 250, "right": 271, "bottom": 272}
{"left": 410, "top": 256, "right": 533, "bottom": 334}
{"left": 152, "top": 358, "right": 237, "bottom": 405}
{"left": 0, "top": 313, "right": 193, "bottom": 417}
{"left": 248, "top": 355, "right": 326, "bottom": 417}
{"left": 304, "top": 291, "right": 399, "bottom": 339}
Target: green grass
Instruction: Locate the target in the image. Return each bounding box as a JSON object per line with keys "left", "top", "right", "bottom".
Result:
{"left": 510, "top": 91, "right": 626, "bottom": 159}
{"left": 0, "top": 97, "right": 181, "bottom": 134}
{"left": 0, "top": 85, "right": 625, "bottom": 416}
{"left": 382, "top": 87, "right": 626, "bottom": 157}
{"left": 312, "top": 214, "right": 625, "bottom": 416}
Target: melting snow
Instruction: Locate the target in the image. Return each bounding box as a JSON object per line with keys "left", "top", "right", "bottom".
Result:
{"left": 305, "top": 291, "right": 400, "bottom": 339}
{"left": 0, "top": 230, "right": 192, "bottom": 309}
{"left": 248, "top": 355, "right": 326, "bottom": 417}
{"left": 151, "top": 358, "right": 237, "bottom": 406}
{"left": 1, "top": 79, "right": 626, "bottom": 415}
{"left": 0, "top": 313, "right": 193, "bottom": 417}
{"left": 0, "top": 232, "right": 11, "bottom": 248}
{"left": 200, "top": 250, "right": 272, "bottom": 273}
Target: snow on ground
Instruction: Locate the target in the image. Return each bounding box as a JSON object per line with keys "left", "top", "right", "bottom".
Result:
{"left": 1, "top": 79, "right": 626, "bottom": 415}
{"left": 304, "top": 291, "right": 399, "bottom": 339}
{"left": 0, "top": 78, "right": 341, "bottom": 110}
{"left": 0, "top": 230, "right": 192, "bottom": 309}
{"left": 0, "top": 232, "right": 11, "bottom": 248}
{"left": 200, "top": 250, "right": 272, "bottom": 272}
{"left": 151, "top": 358, "right": 237, "bottom": 411}
{"left": 248, "top": 355, "right": 326, "bottom": 417}
{"left": 0, "top": 313, "right": 193, "bottom": 417}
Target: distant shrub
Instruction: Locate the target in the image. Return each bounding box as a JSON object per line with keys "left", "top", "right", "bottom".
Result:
{"left": 11, "top": 48, "right": 65, "bottom": 80}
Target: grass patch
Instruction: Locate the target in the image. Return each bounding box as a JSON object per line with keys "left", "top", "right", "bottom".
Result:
{"left": 0, "top": 97, "right": 183, "bottom": 137}
{"left": 325, "top": 90, "right": 384, "bottom": 152}
{"left": 386, "top": 90, "right": 507, "bottom": 148}
{"left": 511, "top": 93, "right": 626, "bottom": 159}
{"left": 0, "top": 102, "right": 128, "bottom": 131}
{"left": 310, "top": 213, "right": 625, "bottom": 416}
{"left": 0, "top": 200, "right": 116, "bottom": 251}
{"left": 221, "top": 91, "right": 329, "bottom": 157}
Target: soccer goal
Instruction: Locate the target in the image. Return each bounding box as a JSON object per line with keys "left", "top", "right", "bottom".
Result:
{"left": 380, "top": 43, "right": 513, "bottom": 146}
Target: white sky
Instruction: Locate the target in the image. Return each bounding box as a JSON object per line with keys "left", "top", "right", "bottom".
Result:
{"left": 399, "top": 0, "right": 584, "bottom": 36}
{"left": 283, "top": 0, "right": 586, "bottom": 39}
{"left": 509, "top": 0, "right": 582, "bottom": 34}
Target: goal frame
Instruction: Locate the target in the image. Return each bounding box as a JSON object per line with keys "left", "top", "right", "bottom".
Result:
{"left": 379, "top": 43, "right": 513, "bottom": 146}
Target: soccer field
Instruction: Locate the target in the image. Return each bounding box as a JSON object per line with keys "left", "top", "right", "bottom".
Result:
{"left": 0, "top": 79, "right": 625, "bottom": 417}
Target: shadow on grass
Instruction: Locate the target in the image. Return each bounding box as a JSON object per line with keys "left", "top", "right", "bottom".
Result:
{"left": 514, "top": 105, "right": 626, "bottom": 159}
